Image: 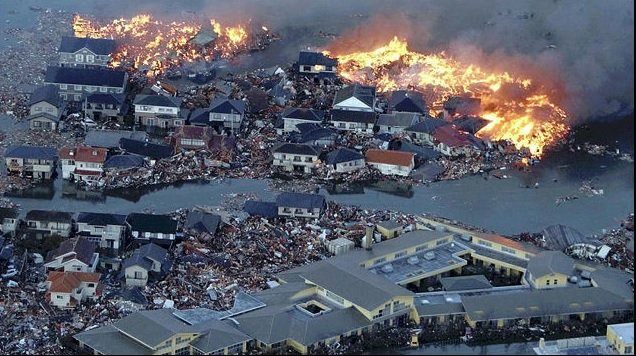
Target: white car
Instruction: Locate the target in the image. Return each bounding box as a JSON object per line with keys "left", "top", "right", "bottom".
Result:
{"left": 83, "top": 118, "right": 98, "bottom": 129}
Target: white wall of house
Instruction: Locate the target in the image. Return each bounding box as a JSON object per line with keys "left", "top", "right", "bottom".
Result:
{"left": 435, "top": 143, "right": 474, "bottom": 157}
{"left": 378, "top": 125, "right": 408, "bottom": 135}
{"left": 134, "top": 104, "right": 178, "bottom": 116}
{"left": 333, "top": 97, "right": 373, "bottom": 112}
{"left": 29, "top": 117, "right": 58, "bottom": 131}
{"left": 50, "top": 292, "right": 73, "bottom": 308}
{"left": 76, "top": 222, "right": 125, "bottom": 250}
{"left": 272, "top": 152, "right": 318, "bottom": 173}
{"left": 331, "top": 121, "right": 374, "bottom": 134}
{"left": 59, "top": 48, "right": 110, "bottom": 68}
{"left": 407, "top": 132, "right": 434, "bottom": 146}
{"left": 26, "top": 220, "right": 72, "bottom": 237}
{"left": 1, "top": 217, "right": 18, "bottom": 235}
{"left": 299, "top": 64, "right": 336, "bottom": 75}
{"left": 331, "top": 159, "right": 365, "bottom": 173}
{"left": 49, "top": 280, "right": 99, "bottom": 309}
{"left": 283, "top": 118, "right": 319, "bottom": 132}
{"left": 124, "top": 265, "right": 149, "bottom": 287}
{"left": 44, "top": 254, "right": 98, "bottom": 273}
{"left": 30, "top": 101, "right": 59, "bottom": 117}
{"left": 208, "top": 112, "right": 243, "bottom": 132}
{"left": 5, "top": 157, "right": 56, "bottom": 179}
{"left": 367, "top": 162, "right": 413, "bottom": 177}
{"left": 131, "top": 230, "right": 176, "bottom": 241}
{"left": 278, "top": 206, "right": 322, "bottom": 219}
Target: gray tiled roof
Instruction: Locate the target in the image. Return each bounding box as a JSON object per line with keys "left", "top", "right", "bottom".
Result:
{"left": 325, "top": 148, "right": 364, "bottom": 165}
{"left": 330, "top": 109, "right": 376, "bottom": 124}
{"left": 4, "top": 146, "right": 57, "bottom": 160}
{"left": 333, "top": 84, "right": 375, "bottom": 108}
{"left": 73, "top": 324, "right": 150, "bottom": 355}
{"left": 113, "top": 309, "right": 196, "bottom": 348}
{"left": 276, "top": 192, "right": 325, "bottom": 210}
{"left": 272, "top": 143, "right": 321, "bottom": 156}
{"left": 59, "top": 36, "right": 116, "bottom": 55}
{"left": 389, "top": 90, "right": 427, "bottom": 114}
{"left": 526, "top": 251, "right": 575, "bottom": 278}
{"left": 184, "top": 211, "right": 221, "bottom": 235}
{"left": 377, "top": 112, "right": 419, "bottom": 127}
{"left": 133, "top": 94, "right": 182, "bottom": 108}
{"left": 28, "top": 84, "right": 61, "bottom": 107}
{"left": 209, "top": 98, "right": 246, "bottom": 115}
{"left": 45, "top": 237, "right": 95, "bottom": 265}
{"left": 45, "top": 66, "right": 127, "bottom": 88}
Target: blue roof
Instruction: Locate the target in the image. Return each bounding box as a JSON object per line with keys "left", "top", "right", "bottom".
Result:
{"left": 28, "top": 84, "right": 61, "bottom": 107}
{"left": 325, "top": 148, "right": 364, "bottom": 165}
{"left": 298, "top": 51, "right": 337, "bottom": 67}
{"left": 84, "top": 93, "right": 124, "bottom": 106}
{"left": 389, "top": 90, "right": 427, "bottom": 114}
{"left": 103, "top": 154, "right": 145, "bottom": 169}
{"left": 276, "top": 192, "right": 325, "bottom": 210}
{"left": 119, "top": 138, "right": 173, "bottom": 160}
{"left": 45, "top": 66, "right": 127, "bottom": 88}
{"left": 209, "top": 98, "right": 246, "bottom": 115}
{"left": 244, "top": 201, "right": 278, "bottom": 219}
{"left": 299, "top": 128, "right": 336, "bottom": 143}
{"left": 4, "top": 146, "right": 57, "bottom": 160}
{"left": 77, "top": 212, "right": 127, "bottom": 226}
{"left": 59, "top": 36, "right": 116, "bottom": 55}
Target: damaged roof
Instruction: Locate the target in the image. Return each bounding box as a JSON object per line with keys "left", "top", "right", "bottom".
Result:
{"left": 185, "top": 211, "right": 221, "bottom": 235}
{"left": 119, "top": 138, "right": 173, "bottom": 160}
{"left": 103, "top": 154, "right": 145, "bottom": 169}
{"left": 298, "top": 51, "right": 337, "bottom": 67}
{"left": 244, "top": 201, "right": 279, "bottom": 219}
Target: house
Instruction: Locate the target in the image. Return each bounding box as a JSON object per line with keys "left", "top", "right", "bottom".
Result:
{"left": 184, "top": 211, "right": 221, "bottom": 237}
{"left": 44, "top": 237, "right": 99, "bottom": 272}
{"left": 24, "top": 210, "right": 73, "bottom": 238}
{"left": 0, "top": 207, "right": 19, "bottom": 236}
{"left": 46, "top": 271, "right": 101, "bottom": 309}
{"left": 281, "top": 108, "right": 324, "bottom": 133}
{"left": 169, "top": 125, "right": 218, "bottom": 151}
{"left": 525, "top": 251, "right": 575, "bottom": 289}
{"left": 84, "top": 130, "right": 148, "bottom": 150}
{"left": 103, "top": 154, "right": 146, "bottom": 172}
{"left": 272, "top": 143, "right": 321, "bottom": 173}
{"left": 133, "top": 94, "right": 186, "bottom": 128}
{"left": 606, "top": 323, "right": 634, "bottom": 355}
{"left": 276, "top": 192, "right": 326, "bottom": 219}
{"left": 59, "top": 146, "right": 108, "bottom": 182}
{"left": 27, "top": 84, "right": 65, "bottom": 131}
{"left": 442, "top": 96, "right": 481, "bottom": 120}
{"left": 74, "top": 308, "right": 252, "bottom": 355}
{"left": 122, "top": 243, "right": 171, "bottom": 287}
{"left": 433, "top": 125, "right": 482, "bottom": 156}
{"left": 127, "top": 213, "right": 178, "bottom": 246}
{"left": 298, "top": 127, "right": 337, "bottom": 147}
{"left": 325, "top": 148, "right": 365, "bottom": 173}
{"left": 244, "top": 200, "right": 279, "bottom": 219}
{"left": 4, "top": 146, "right": 57, "bottom": 179}
{"left": 119, "top": 138, "right": 174, "bottom": 163}
{"left": 44, "top": 66, "right": 128, "bottom": 102}
{"left": 297, "top": 51, "right": 338, "bottom": 77}
{"left": 451, "top": 115, "right": 490, "bottom": 135}
{"left": 376, "top": 112, "right": 421, "bottom": 134}
{"left": 208, "top": 98, "right": 247, "bottom": 134}
{"left": 365, "top": 149, "right": 415, "bottom": 177}
{"left": 330, "top": 109, "right": 376, "bottom": 134}
{"left": 58, "top": 36, "right": 116, "bottom": 68}
{"left": 82, "top": 93, "right": 127, "bottom": 121}
{"left": 333, "top": 84, "right": 375, "bottom": 112}
{"left": 404, "top": 116, "right": 449, "bottom": 146}
{"left": 76, "top": 212, "right": 128, "bottom": 251}
{"left": 388, "top": 90, "right": 427, "bottom": 114}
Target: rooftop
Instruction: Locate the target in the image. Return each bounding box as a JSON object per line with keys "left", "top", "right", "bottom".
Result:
{"left": 133, "top": 94, "right": 182, "bottom": 108}
{"left": 45, "top": 237, "right": 96, "bottom": 266}
{"left": 330, "top": 109, "right": 376, "bottom": 124}
{"left": 334, "top": 84, "right": 375, "bottom": 108}
{"left": 45, "top": 66, "right": 127, "bottom": 88}
{"left": 365, "top": 149, "right": 415, "bottom": 167}
{"left": 28, "top": 84, "right": 61, "bottom": 107}
{"left": 276, "top": 192, "right": 326, "bottom": 210}
{"left": 59, "top": 146, "right": 108, "bottom": 163}
{"left": 47, "top": 271, "right": 100, "bottom": 293}
{"left": 4, "top": 146, "right": 57, "bottom": 160}
{"left": 126, "top": 213, "right": 177, "bottom": 234}
{"left": 325, "top": 148, "right": 364, "bottom": 165}
{"left": 59, "top": 36, "right": 116, "bottom": 55}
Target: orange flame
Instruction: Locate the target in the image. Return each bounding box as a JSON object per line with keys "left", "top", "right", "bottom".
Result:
{"left": 325, "top": 37, "right": 569, "bottom": 156}
{"left": 72, "top": 14, "right": 255, "bottom": 77}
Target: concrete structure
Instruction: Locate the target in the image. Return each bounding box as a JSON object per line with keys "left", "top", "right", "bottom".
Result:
{"left": 365, "top": 149, "right": 415, "bottom": 177}
{"left": 4, "top": 146, "right": 57, "bottom": 179}
{"left": 76, "top": 212, "right": 127, "bottom": 252}
{"left": 376, "top": 221, "right": 404, "bottom": 239}
{"left": 46, "top": 271, "right": 101, "bottom": 309}
{"left": 276, "top": 192, "right": 326, "bottom": 219}
{"left": 24, "top": 210, "right": 73, "bottom": 238}
{"left": 59, "top": 146, "right": 108, "bottom": 182}
{"left": 75, "top": 308, "right": 252, "bottom": 355}
{"left": 44, "top": 237, "right": 99, "bottom": 273}
{"left": 0, "top": 207, "right": 19, "bottom": 236}
{"left": 607, "top": 323, "right": 634, "bottom": 355}
{"left": 58, "top": 36, "right": 116, "bottom": 68}
{"left": 44, "top": 66, "right": 127, "bottom": 102}
{"left": 281, "top": 107, "right": 324, "bottom": 133}
{"left": 326, "top": 237, "right": 355, "bottom": 255}
{"left": 272, "top": 143, "right": 321, "bottom": 173}
{"left": 325, "top": 148, "right": 365, "bottom": 174}
{"left": 133, "top": 94, "right": 185, "bottom": 128}
{"left": 27, "top": 85, "right": 65, "bottom": 131}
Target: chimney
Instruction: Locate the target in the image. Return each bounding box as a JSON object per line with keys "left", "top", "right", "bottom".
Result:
{"left": 363, "top": 226, "right": 374, "bottom": 250}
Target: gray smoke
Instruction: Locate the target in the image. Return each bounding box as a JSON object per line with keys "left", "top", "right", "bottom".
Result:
{"left": 78, "top": 0, "right": 633, "bottom": 123}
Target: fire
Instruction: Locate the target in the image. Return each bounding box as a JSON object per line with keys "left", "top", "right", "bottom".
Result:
{"left": 325, "top": 37, "right": 569, "bottom": 156}
{"left": 72, "top": 14, "right": 257, "bottom": 76}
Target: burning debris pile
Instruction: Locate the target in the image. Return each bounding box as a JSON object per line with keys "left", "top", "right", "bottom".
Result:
{"left": 72, "top": 14, "right": 277, "bottom": 76}
{"left": 325, "top": 37, "right": 569, "bottom": 157}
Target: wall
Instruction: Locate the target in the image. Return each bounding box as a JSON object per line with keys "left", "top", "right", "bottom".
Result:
{"left": 333, "top": 159, "right": 364, "bottom": 173}
{"left": 531, "top": 273, "right": 569, "bottom": 289}
{"left": 125, "top": 265, "right": 149, "bottom": 287}
{"left": 367, "top": 162, "right": 413, "bottom": 177}
{"left": 59, "top": 48, "right": 110, "bottom": 68}
{"left": 30, "top": 101, "right": 58, "bottom": 116}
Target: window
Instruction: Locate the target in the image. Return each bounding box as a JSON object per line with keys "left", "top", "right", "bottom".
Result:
{"left": 86, "top": 54, "right": 94, "bottom": 63}
{"left": 75, "top": 54, "right": 84, "bottom": 62}
{"left": 501, "top": 246, "right": 517, "bottom": 255}
{"left": 416, "top": 245, "right": 427, "bottom": 252}
{"left": 157, "top": 232, "right": 163, "bottom": 239}
{"left": 56, "top": 295, "right": 64, "bottom": 299}
{"left": 74, "top": 85, "right": 82, "bottom": 91}
{"left": 394, "top": 251, "right": 407, "bottom": 259}
{"left": 553, "top": 279, "right": 558, "bottom": 285}
{"left": 134, "top": 271, "right": 143, "bottom": 279}
{"left": 174, "top": 346, "right": 189, "bottom": 355}
{"left": 625, "top": 346, "right": 632, "bottom": 354}
{"left": 87, "top": 283, "right": 95, "bottom": 288}
{"left": 477, "top": 240, "right": 492, "bottom": 248}
{"left": 546, "top": 280, "right": 550, "bottom": 285}
{"left": 338, "top": 123, "right": 346, "bottom": 128}
{"left": 60, "top": 84, "right": 67, "bottom": 89}
{"left": 436, "top": 238, "right": 447, "bottom": 246}
{"left": 373, "top": 257, "right": 386, "bottom": 265}
{"left": 302, "top": 65, "right": 311, "bottom": 72}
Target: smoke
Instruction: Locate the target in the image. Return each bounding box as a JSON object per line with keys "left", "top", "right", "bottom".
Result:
{"left": 77, "top": 0, "right": 633, "bottom": 123}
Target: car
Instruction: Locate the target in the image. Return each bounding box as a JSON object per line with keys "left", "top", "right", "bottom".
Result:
{"left": 83, "top": 118, "right": 98, "bottom": 129}
{"left": 2, "top": 268, "right": 17, "bottom": 279}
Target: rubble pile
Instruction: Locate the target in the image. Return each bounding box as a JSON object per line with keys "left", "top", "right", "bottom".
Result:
{"left": 575, "top": 142, "right": 634, "bottom": 162}
{"left": 598, "top": 213, "right": 634, "bottom": 272}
